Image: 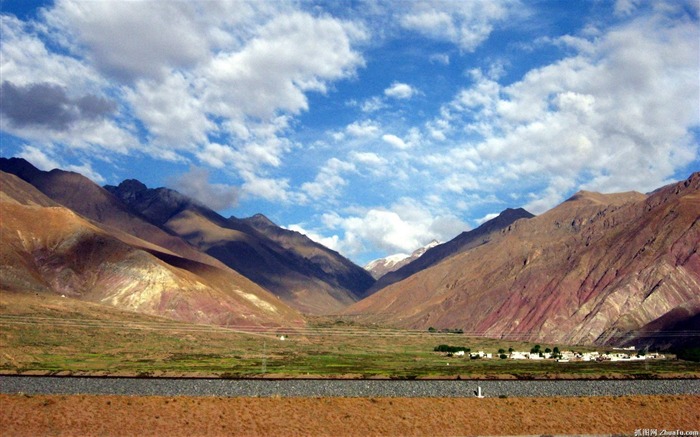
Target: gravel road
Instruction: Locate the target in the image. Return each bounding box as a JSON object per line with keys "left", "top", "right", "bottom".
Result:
{"left": 1, "top": 376, "right": 699, "bottom": 398}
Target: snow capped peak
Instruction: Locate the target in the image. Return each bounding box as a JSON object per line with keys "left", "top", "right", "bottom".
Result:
{"left": 364, "top": 240, "right": 440, "bottom": 279}
{"left": 364, "top": 253, "right": 409, "bottom": 271}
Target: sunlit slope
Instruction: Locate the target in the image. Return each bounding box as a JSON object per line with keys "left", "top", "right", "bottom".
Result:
{"left": 0, "top": 172, "right": 304, "bottom": 328}
{"left": 0, "top": 158, "right": 227, "bottom": 270}
{"left": 346, "top": 173, "right": 700, "bottom": 347}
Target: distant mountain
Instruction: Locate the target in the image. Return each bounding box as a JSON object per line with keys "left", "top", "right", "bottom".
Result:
{"left": 0, "top": 170, "right": 304, "bottom": 328}
{"left": 240, "top": 213, "right": 375, "bottom": 298}
{"left": 105, "top": 180, "right": 374, "bottom": 314}
{"left": 366, "top": 208, "right": 534, "bottom": 295}
{"left": 365, "top": 240, "right": 440, "bottom": 280}
{"left": 345, "top": 173, "right": 700, "bottom": 348}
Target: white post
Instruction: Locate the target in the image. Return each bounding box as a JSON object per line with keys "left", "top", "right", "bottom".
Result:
{"left": 475, "top": 386, "right": 484, "bottom": 398}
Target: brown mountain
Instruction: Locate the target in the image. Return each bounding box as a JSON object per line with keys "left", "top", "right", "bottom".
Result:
{"left": 241, "top": 213, "right": 375, "bottom": 296}
{"left": 365, "top": 208, "right": 534, "bottom": 296}
{"left": 345, "top": 173, "right": 700, "bottom": 347}
{"left": 105, "top": 180, "right": 373, "bottom": 314}
{"left": 0, "top": 171, "right": 304, "bottom": 328}
{"left": 0, "top": 158, "right": 225, "bottom": 270}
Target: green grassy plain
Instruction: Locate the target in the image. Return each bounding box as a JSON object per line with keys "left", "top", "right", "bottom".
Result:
{"left": 1, "top": 291, "right": 699, "bottom": 379}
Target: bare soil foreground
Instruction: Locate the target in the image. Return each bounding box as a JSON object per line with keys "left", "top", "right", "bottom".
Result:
{"left": 1, "top": 394, "right": 698, "bottom": 436}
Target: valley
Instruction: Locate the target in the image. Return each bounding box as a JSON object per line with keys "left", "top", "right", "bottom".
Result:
{"left": 0, "top": 157, "right": 699, "bottom": 380}
{"left": 1, "top": 292, "right": 698, "bottom": 379}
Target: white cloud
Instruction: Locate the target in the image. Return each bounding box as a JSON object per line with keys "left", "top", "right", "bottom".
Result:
{"left": 125, "top": 72, "right": 213, "bottom": 150}
{"left": 382, "top": 134, "right": 409, "bottom": 149}
{"left": 5, "top": 1, "right": 368, "bottom": 205}
{"left": 205, "top": 12, "right": 366, "bottom": 119}
{"left": 18, "top": 145, "right": 61, "bottom": 171}
{"left": 349, "top": 151, "right": 387, "bottom": 166}
{"left": 317, "top": 198, "right": 467, "bottom": 257}
{"left": 346, "top": 120, "right": 381, "bottom": 137}
{"left": 476, "top": 212, "right": 499, "bottom": 225}
{"left": 384, "top": 82, "right": 417, "bottom": 99}
{"left": 240, "top": 172, "right": 291, "bottom": 203}
{"left": 287, "top": 223, "right": 341, "bottom": 252}
{"left": 47, "top": 1, "right": 211, "bottom": 81}
{"left": 400, "top": 0, "right": 518, "bottom": 51}
{"left": 614, "top": 0, "right": 642, "bottom": 17}
{"left": 359, "top": 96, "right": 388, "bottom": 113}
{"left": 427, "top": 8, "right": 699, "bottom": 212}
{"left": 301, "top": 158, "right": 356, "bottom": 201}
{"left": 0, "top": 14, "right": 137, "bottom": 155}
{"left": 429, "top": 53, "right": 450, "bottom": 65}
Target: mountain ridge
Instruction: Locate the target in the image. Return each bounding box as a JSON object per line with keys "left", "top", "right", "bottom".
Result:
{"left": 365, "top": 207, "right": 534, "bottom": 295}
{"left": 105, "top": 178, "right": 374, "bottom": 314}
{"left": 344, "top": 172, "right": 700, "bottom": 348}
{"left": 0, "top": 170, "right": 304, "bottom": 328}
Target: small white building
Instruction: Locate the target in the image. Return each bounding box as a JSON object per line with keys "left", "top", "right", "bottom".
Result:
{"left": 509, "top": 351, "right": 529, "bottom": 360}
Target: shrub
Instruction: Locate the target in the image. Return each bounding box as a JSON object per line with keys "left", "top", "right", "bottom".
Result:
{"left": 675, "top": 347, "right": 700, "bottom": 362}
{"left": 499, "top": 354, "right": 508, "bottom": 359}
{"left": 434, "top": 345, "right": 470, "bottom": 353}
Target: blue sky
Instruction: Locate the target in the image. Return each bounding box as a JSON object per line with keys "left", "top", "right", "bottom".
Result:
{"left": 1, "top": 0, "right": 699, "bottom": 265}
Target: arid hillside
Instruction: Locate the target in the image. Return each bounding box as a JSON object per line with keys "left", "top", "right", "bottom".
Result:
{"left": 106, "top": 179, "right": 374, "bottom": 314}
{"left": 0, "top": 158, "right": 226, "bottom": 269}
{"left": 0, "top": 171, "right": 304, "bottom": 328}
{"left": 345, "top": 173, "right": 700, "bottom": 347}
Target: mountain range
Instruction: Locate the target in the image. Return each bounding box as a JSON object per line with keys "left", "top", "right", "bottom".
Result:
{"left": 345, "top": 174, "right": 700, "bottom": 350}
{"left": 1, "top": 156, "right": 698, "bottom": 349}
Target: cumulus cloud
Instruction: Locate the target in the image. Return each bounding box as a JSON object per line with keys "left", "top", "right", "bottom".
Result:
{"left": 1, "top": 81, "right": 116, "bottom": 130}
{"left": 382, "top": 134, "right": 409, "bottom": 149}
{"left": 318, "top": 198, "right": 467, "bottom": 257}
{"left": 301, "top": 158, "right": 356, "bottom": 201}
{"left": 349, "top": 151, "right": 387, "bottom": 166}
{"left": 427, "top": 7, "right": 699, "bottom": 212}
{"left": 169, "top": 166, "right": 240, "bottom": 211}
{"left": 346, "top": 120, "right": 381, "bottom": 137}
{"left": 17, "top": 145, "right": 61, "bottom": 171}
{"left": 3, "top": 1, "right": 368, "bottom": 204}
{"left": 384, "top": 82, "right": 417, "bottom": 99}
{"left": 400, "top": 0, "right": 518, "bottom": 51}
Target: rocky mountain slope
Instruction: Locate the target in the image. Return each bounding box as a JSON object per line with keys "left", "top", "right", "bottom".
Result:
{"left": 0, "top": 171, "right": 304, "bottom": 328}
{"left": 0, "top": 158, "right": 225, "bottom": 269}
{"left": 366, "top": 208, "right": 534, "bottom": 295}
{"left": 241, "top": 213, "right": 375, "bottom": 297}
{"left": 345, "top": 174, "right": 700, "bottom": 348}
{"left": 364, "top": 240, "right": 440, "bottom": 280}
{"left": 105, "top": 180, "right": 373, "bottom": 314}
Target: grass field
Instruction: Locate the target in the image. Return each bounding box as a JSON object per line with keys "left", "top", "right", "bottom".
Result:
{"left": 2, "top": 291, "right": 699, "bottom": 379}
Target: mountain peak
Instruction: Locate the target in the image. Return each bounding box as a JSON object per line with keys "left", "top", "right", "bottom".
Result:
{"left": 565, "top": 190, "right": 646, "bottom": 207}
{"left": 0, "top": 157, "right": 42, "bottom": 181}
{"left": 243, "top": 213, "right": 278, "bottom": 229}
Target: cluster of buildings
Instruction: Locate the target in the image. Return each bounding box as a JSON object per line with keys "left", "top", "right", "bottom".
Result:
{"left": 551, "top": 349, "right": 666, "bottom": 363}
{"left": 445, "top": 347, "right": 666, "bottom": 362}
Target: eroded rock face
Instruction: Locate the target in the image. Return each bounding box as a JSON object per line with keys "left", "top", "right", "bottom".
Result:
{"left": 0, "top": 171, "right": 305, "bottom": 328}
{"left": 346, "top": 173, "right": 700, "bottom": 347}
{"left": 107, "top": 177, "right": 374, "bottom": 315}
